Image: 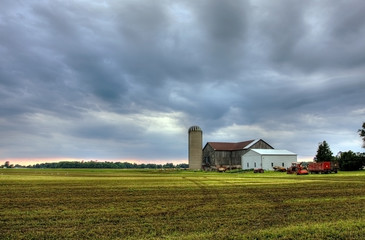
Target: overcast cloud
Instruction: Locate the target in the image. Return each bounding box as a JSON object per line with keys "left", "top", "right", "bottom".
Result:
{"left": 1, "top": 0, "right": 364, "bottom": 164}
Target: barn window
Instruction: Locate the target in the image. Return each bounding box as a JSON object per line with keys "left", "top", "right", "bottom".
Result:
{"left": 282, "top": 163, "right": 284, "bottom": 167}
{"left": 247, "top": 163, "right": 249, "bottom": 168}
{"left": 254, "top": 162, "right": 256, "bottom": 168}
{"left": 271, "top": 162, "right": 273, "bottom": 167}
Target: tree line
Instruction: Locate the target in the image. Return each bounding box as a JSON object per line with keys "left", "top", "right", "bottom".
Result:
{"left": 2, "top": 161, "right": 189, "bottom": 169}
{"left": 314, "top": 122, "right": 365, "bottom": 171}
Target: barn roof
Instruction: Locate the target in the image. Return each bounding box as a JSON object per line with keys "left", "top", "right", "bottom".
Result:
{"left": 206, "top": 139, "right": 257, "bottom": 151}
{"left": 249, "top": 149, "right": 296, "bottom": 156}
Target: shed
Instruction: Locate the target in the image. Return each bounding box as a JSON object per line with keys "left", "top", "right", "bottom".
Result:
{"left": 241, "top": 149, "right": 297, "bottom": 170}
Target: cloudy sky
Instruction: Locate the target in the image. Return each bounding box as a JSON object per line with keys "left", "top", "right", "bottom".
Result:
{"left": 1, "top": 0, "right": 364, "bottom": 165}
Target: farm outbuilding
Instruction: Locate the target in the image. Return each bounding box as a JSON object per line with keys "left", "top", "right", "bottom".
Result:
{"left": 188, "top": 126, "right": 203, "bottom": 170}
{"left": 202, "top": 139, "right": 274, "bottom": 169}
{"left": 188, "top": 126, "right": 297, "bottom": 171}
{"left": 241, "top": 149, "right": 297, "bottom": 170}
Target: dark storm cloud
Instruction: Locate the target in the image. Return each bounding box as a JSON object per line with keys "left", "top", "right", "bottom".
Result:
{"left": 256, "top": 0, "right": 365, "bottom": 73}
{"left": 191, "top": 0, "right": 249, "bottom": 68}
{"left": 0, "top": 0, "right": 364, "bottom": 162}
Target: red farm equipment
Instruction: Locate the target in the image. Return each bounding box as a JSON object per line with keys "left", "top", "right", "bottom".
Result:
{"left": 307, "top": 161, "right": 338, "bottom": 174}
{"left": 286, "top": 162, "right": 308, "bottom": 175}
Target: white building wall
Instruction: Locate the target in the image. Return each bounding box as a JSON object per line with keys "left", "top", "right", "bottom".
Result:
{"left": 261, "top": 155, "right": 296, "bottom": 170}
{"left": 241, "top": 150, "right": 262, "bottom": 170}
{"left": 241, "top": 149, "right": 297, "bottom": 170}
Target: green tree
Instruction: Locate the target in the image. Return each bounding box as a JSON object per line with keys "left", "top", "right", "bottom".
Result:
{"left": 337, "top": 151, "right": 364, "bottom": 171}
{"left": 4, "top": 161, "right": 10, "bottom": 168}
{"left": 176, "top": 163, "right": 189, "bottom": 169}
{"left": 359, "top": 122, "right": 365, "bottom": 148}
{"left": 315, "top": 141, "right": 334, "bottom": 162}
{"left": 163, "top": 163, "right": 174, "bottom": 169}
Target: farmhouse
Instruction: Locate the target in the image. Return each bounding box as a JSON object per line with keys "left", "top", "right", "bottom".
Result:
{"left": 242, "top": 149, "right": 297, "bottom": 170}
{"left": 202, "top": 139, "right": 274, "bottom": 169}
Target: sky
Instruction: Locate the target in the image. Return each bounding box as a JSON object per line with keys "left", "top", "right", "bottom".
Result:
{"left": 1, "top": 0, "right": 365, "bottom": 165}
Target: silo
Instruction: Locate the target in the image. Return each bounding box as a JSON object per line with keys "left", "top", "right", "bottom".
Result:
{"left": 188, "top": 126, "right": 203, "bottom": 170}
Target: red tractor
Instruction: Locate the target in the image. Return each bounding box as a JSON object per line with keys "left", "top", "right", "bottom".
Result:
{"left": 287, "top": 162, "right": 308, "bottom": 175}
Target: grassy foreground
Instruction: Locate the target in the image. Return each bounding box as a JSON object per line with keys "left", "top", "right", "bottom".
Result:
{"left": 0, "top": 169, "right": 364, "bottom": 239}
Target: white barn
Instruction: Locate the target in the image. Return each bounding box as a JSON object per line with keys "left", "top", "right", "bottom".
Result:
{"left": 241, "top": 149, "right": 297, "bottom": 170}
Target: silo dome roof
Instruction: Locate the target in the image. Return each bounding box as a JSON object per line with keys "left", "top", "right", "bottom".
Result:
{"left": 189, "top": 126, "right": 202, "bottom": 132}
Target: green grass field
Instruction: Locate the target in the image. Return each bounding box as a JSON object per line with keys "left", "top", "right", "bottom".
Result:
{"left": 1, "top": 169, "right": 364, "bottom": 239}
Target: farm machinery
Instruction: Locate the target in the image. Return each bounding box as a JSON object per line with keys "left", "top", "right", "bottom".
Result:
{"left": 273, "top": 166, "right": 287, "bottom": 172}
{"left": 307, "top": 161, "right": 338, "bottom": 174}
{"left": 253, "top": 168, "right": 264, "bottom": 173}
{"left": 286, "top": 162, "right": 308, "bottom": 175}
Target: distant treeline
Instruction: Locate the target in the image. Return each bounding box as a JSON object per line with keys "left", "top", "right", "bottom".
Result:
{"left": 28, "top": 161, "right": 189, "bottom": 169}
{"left": 336, "top": 151, "right": 365, "bottom": 171}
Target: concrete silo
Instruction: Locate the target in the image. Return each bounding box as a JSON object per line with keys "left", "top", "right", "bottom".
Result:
{"left": 188, "top": 126, "right": 203, "bottom": 170}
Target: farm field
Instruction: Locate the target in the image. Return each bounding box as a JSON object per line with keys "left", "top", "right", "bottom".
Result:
{"left": 0, "top": 169, "right": 364, "bottom": 239}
